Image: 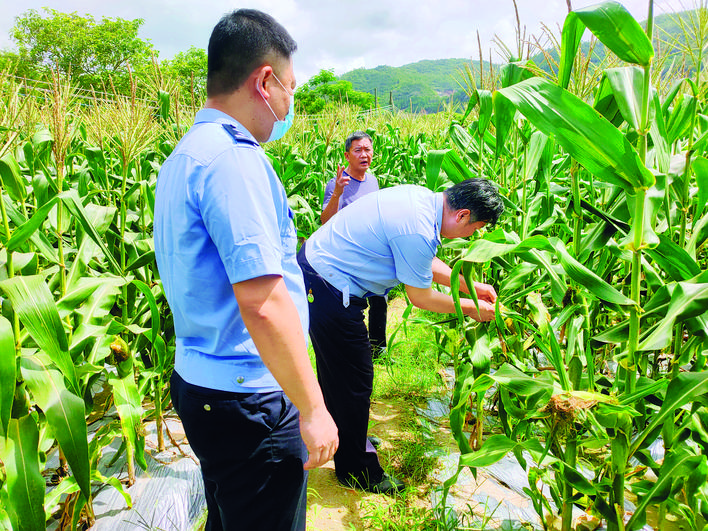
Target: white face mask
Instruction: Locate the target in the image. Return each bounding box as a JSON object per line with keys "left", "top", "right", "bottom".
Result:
{"left": 258, "top": 73, "right": 294, "bottom": 142}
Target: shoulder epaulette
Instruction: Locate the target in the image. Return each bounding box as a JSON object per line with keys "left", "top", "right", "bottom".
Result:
{"left": 222, "top": 124, "right": 259, "bottom": 148}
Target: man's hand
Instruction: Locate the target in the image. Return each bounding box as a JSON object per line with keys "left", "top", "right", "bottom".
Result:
{"left": 334, "top": 164, "right": 350, "bottom": 193}
{"left": 464, "top": 299, "right": 495, "bottom": 322}
{"left": 300, "top": 406, "right": 339, "bottom": 469}
{"left": 474, "top": 282, "right": 497, "bottom": 304}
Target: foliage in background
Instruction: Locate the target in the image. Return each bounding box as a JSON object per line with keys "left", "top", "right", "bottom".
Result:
{"left": 8, "top": 8, "right": 156, "bottom": 94}
{"left": 295, "top": 69, "right": 375, "bottom": 114}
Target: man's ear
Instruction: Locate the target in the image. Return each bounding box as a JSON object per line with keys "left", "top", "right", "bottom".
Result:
{"left": 457, "top": 209, "right": 471, "bottom": 223}
{"left": 254, "top": 64, "right": 274, "bottom": 99}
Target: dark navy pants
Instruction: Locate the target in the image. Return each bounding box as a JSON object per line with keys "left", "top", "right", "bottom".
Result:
{"left": 170, "top": 371, "right": 308, "bottom": 531}
{"left": 368, "top": 295, "right": 388, "bottom": 354}
{"left": 297, "top": 244, "right": 384, "bottom": 486}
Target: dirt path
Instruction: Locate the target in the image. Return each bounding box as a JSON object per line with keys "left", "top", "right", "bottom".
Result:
{"left": 305, "top": 399, "right": 412, "bottom": 531}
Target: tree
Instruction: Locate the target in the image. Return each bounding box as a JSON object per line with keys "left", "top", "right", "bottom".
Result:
{"left": 295, "top": 69, "right": 375, "bottom": 115}
{"left": 11, "top": 8, "right": 156, "bottom": 91}
{"left": 160, "top": 46, "right": 207, "bottom": 103}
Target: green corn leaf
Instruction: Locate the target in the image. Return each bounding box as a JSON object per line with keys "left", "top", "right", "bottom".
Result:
{"left": 493, "top": 91, "right": 516, "bottom": 157}
{"left": 527, "top": 292, "right": 572, "bottom": 391}
{"left": 425, "top": 149, "right": 448, "bottom": 192}
{"left": 665, "top": 94, "right": 697, "bottom": 145}
{"left": 125, "top": 251, "right": 155, "bottom": 272}
{"left": 500, "top": 60, "right": 535, "bottom": 89}
{"left": 632, "top": 372, "right": 708, "bottom": 456}
{"left": 131, "top": 279, "right": 167, "bottom": 369}
{"left": 1, "top": 415, "right": 46, "bottom": 531}
{"left": 646, "top": 234, "right": 701, "bottom": 281}
{"left": 638, "top": 281, "right": 708, "bottom": 351}
{"left": 461, "top": 88, "right": 479, "bottom": 122}
{"left": 459, "top": 434, "right": 546, "bottom": 469}
{"left": 92, "top": 469, "right": 132, "bottom": 508}
{"left": 490, "top": 363, "right": 554, "bottom": 399}
{"left": 0, "top": 316, "right": 14, "bottom": 437}
{"left": 6, "top": 196, "right": 58, "bottom": 252}
{"left": 461, "top": 234, "right": 553, "bottom": 262}
{"left": 449, "top": 260, "right": 465, "bottom": 325}
{"left": 649, "top": 91, "right": 670, "bottom": 173}
{"left": 559, "top": 462, "right": 597, "bottom": 495}
{"left": 0, "top": 153, "right": 27, "bottom": 202}
{"left": 551, "top": 238, "right": 636, "bottom": 306}
{"left": 687, "top": 210, "right": 708, "bottom": 260}
{"left": 558, "top": 8, "right": 585, "bottom": 89}
{"left": 72, "top": 278, "right": 124, "bottom": 328}
{"left": 43, "top": 476, "right": 79, "bottom": 518}
{"left": 442, "top": 148, "right": 476, "bottom": 183}
{"left": 571, "top": 2, "right": 653, "bottom": 66}
{"left": 604, "top": 67, "right": 644, "bottom": 131}
{"left": 693, "top": 156, "right": 708, "bottom": 221}
{"left": 21, "top": 353, "right": 91, "bottom": 501}
{"left": 626, "top": 447, "right": 703, "bottom": 530}
{"left": 477, "top": 90, "right": 493, "bottom": 134}
{"left": 468, "top": 326, "right": 491, "bottom": 379}
{"left": 523, "top": 131, "right": 548, "bottom": 181}
{"left": 1, "top": 195, "right": 57, "bottom": 263}
{"left": 0, "top": 275, "right": 76, "bottom": 391}
{"left": 593, "top": 74, "right": 624, "bottom": 126}
{"left": 109, "top": 372, "right": 147, "bottom": 472}
{"left": 67, "top": 203, "right": 118, "bottom": 288}
{"left": 58, "top": 191, "right": 121, "bottom": 274}
{"left": 497, "top": 77, "right": 655, "bottom": 194}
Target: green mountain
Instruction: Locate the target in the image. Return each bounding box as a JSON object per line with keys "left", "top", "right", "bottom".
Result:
{"left": 340, "top": 58, "right": 486, "bottom": 114}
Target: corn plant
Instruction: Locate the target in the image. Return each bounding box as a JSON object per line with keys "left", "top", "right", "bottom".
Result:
{"left": 435, "top": 2, "right": 708, "bottom": 531}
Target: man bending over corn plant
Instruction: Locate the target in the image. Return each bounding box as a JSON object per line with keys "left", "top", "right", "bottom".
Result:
{"left": 154, "top": 9, "right": 338, "bottom": 531}
{"left": 297, "top": 178, "right": 504, "bottom": 495}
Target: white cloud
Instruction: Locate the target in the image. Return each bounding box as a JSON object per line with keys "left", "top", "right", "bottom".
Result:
{"left": 0, "top": 0, "right": 683, "bottom": 84}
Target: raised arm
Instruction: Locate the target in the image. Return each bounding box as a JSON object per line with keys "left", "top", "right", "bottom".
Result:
{"left": 320, "top": 165, "right": 350, "bottom": 224}
{"left": 233, "top": 275, "right": 338, "bottom": 469}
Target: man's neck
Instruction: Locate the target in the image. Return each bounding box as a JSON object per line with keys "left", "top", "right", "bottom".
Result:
{"left": 345, "top": 167, "right": 367, "bottom": 182}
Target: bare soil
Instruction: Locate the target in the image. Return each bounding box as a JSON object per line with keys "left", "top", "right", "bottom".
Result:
{"left": 305, "top": 399, "right": 413, "bottom": 531}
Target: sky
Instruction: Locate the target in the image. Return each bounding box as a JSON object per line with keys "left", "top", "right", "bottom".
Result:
{"left": 0, "top": 0, "right": 681, "bottom": 84}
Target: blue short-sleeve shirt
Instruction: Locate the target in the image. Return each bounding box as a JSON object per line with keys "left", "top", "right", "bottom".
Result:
{"left": 322, "top": 170, "right": 379, "bottom": 210}
{"left": 306, "top": 185, "right": 443, "bottom": 298}
{"left": 154, "top": 108, "right": 307, "bottom": 393}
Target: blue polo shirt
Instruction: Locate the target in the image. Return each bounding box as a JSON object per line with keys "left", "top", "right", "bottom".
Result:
{"left": 306, "top": 185, "right": 443, "bottom": 299}
{"left": 323, "top": 170, "right": 379, "bottom": 210}
{"left": 154, "top": 108, "right": 307, "bottom": 393}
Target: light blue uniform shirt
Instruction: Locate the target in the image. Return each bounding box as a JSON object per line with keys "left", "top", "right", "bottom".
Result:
{"left": 306, "top": 185, "right": 443, "bottom": 299}
{"left": 154, "top": 108, "right": 307, "bottom": 393}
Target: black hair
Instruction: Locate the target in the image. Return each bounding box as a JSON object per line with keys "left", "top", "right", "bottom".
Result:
{"left": 444, "top": 178, "right": 505, "bottom": 227}
{"left": 345, "top": 131, "right": 372, "bottom": 152}
{"left": 207, "top": 9, "right": 297, "bottom": 97}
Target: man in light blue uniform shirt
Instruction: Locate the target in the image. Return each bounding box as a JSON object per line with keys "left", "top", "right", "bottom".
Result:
{"left": 154, "top": 9, "right": 337, "bottom": 531}
{"left": 297, "top": 179, "right": 504, "bottom": 495}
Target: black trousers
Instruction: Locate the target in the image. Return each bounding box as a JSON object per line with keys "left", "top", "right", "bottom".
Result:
{"left": 297, "top": 245, "right": 384, "bottom": 486}
{"left": 170, "top": 371, "right": 308, "bottom": 531}
{"left": 368, "top": 295, "right": 388, "bottom": 354}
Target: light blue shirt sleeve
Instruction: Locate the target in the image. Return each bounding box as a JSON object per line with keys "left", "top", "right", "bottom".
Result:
{"left": 197, "top": 148, "right": 284, "bottom": 284}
